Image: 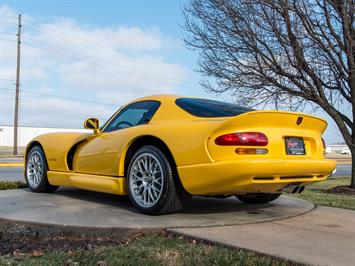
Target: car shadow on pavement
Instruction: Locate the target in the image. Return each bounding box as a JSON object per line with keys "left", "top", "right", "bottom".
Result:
{"left": 46, "top": 187, "right": 273, "bottom": 215}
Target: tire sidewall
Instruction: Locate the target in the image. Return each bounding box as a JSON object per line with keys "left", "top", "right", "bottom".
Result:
{"left": 25, "top": 146, "right": 48, "bottom": 192}
{"left": 127, "top": 145, "right": 173, "bottom": 214}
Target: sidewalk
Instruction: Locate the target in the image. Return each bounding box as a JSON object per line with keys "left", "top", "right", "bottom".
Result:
{"left": 169, "top": 206, "right": 355, "bottom": 266}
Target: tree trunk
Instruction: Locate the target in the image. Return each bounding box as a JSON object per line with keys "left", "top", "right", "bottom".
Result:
{"left": 352, "top": 148, "right": 355, "bottom": 188}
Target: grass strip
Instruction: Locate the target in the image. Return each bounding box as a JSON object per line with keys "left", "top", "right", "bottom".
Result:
{"left": 294, "top": 177, "right": 355, "bottom": 210}
{"left": 0, "top": 234, "right": 291, "bottom": 266}
{"left": 0, "top": 181, "right": 26, "bottom": 190}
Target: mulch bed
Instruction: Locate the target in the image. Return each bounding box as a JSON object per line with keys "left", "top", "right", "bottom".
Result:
{"left": 0, "top": 236, "right": 126, "bottom": 256}
{"left": 0, "top": 232, "right": 153, "bottom": 259}
{"left": 326, "top": 186, "right": 355, "bottom": 196}
{"left": 0, "top": 217, "right": 159, "bottom": 258}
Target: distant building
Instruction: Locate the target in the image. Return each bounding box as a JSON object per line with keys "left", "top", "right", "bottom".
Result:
{"left": 326, "top": 144, "right": 350, "bottom": 154}
{"left": 0, "top": 125, "right": 89, "bottom": 147}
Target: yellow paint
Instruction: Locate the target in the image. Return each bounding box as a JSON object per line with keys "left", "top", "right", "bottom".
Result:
{"left": 178, "top": 159, "right": 335, "bottom": 194}
{"left": 47, "top": 171, "right": 127, "bottom": 195}
{"left": 26, "top": 94, "right": 336, "bottom": 196}
{"left": 0, "top": 163, "right": 23, "bottom": 167}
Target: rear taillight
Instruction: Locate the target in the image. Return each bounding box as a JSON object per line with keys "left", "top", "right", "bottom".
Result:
{"left": 215, "top": 132, "right": 268, "bottom": 146}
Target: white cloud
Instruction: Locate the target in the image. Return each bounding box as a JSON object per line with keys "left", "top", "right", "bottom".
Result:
{"left": 38, "top": 18, "right": 163, "bottom": 52}
{"left": 0, "top": 4, "right": 188, "bottom": 128}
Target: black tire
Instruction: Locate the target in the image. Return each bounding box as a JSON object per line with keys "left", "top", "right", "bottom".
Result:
{"left": 127, "top": 145, "right": 184, "bottom": 215}
{"left": 25, "top": 146, "right": 58, "bottom": 193}
{"left": 236, "top": 193, "right": 281, "bottom": 204}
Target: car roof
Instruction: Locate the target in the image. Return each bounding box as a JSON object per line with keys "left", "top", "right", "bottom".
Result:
{"left": 127, "top": 94, "right": 182, "bottom": 104}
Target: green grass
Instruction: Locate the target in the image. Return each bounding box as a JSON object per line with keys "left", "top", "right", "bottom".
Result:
{"left": 0, "top": 235, "right": 289, "bottom": 266}
{"left": 294, "top": 177, "right": 355, "bottom": 210}
{"left": 0, "top": 181, "right": 26, "bottom": 190}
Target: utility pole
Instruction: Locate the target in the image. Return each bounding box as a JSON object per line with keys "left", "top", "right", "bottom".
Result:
{"left": 13, "top": 14, "right": 21, "bottom": 155}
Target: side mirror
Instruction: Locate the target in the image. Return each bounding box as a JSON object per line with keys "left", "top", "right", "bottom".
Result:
{"left": 84, "top": 118, "right": 100, "bottom": 134}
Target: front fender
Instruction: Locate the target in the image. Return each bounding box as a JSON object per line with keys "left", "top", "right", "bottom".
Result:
{"left": 26, "top": 132, "right": 91, "bottom": 171}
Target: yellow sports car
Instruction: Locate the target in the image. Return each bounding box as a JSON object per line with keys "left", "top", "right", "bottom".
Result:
{"left": 25, "top": 95, "right": 336, "bottom": 214}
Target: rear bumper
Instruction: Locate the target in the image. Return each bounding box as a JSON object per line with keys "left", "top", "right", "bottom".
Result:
{"left": 177, "top": 159, "right": 337, "bottom": 195}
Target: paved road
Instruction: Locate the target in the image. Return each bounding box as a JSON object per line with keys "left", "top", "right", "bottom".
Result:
{"left": 0, "top": 163, "right": 351, "bottom": 182}
{"left": 0, "top": 167, "right": 24, "bottom": 182}
{"left": 334, "top": 163, "right": 351, "bottom": 177}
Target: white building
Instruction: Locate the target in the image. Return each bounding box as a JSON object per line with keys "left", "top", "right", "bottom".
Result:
{"left": 326, "top": 144, "right": 350, "bottom": 154}
{"left": 0, "top": 125, "right": 89, "bottom": 147}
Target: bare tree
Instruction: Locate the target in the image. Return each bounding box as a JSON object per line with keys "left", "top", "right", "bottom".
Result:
{"left": 184, "top": 0, "right": 355, "bottom": 188}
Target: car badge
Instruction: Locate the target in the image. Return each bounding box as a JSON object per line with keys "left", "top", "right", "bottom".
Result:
{"left": 296, "top": 117, "right": 303, "bottom": 125}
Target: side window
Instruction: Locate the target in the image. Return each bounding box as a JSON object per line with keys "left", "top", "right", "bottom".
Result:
{"left": 104, "top": 101, "right": 160, "bottom": 132}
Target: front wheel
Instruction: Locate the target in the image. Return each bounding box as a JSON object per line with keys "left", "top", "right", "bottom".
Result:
{"left": 236, "top": 193, "right": 281, "bottom": 204}
{"left": 25, "top": 146, "right": 58, "bottom": 193}
{"left": 127, "top": 145, "right": 184, "bottom": 215}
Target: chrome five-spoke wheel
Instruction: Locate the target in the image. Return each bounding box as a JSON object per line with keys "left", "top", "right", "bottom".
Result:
{"left": 129, "top": 153, "right": 164, "bottom": 208}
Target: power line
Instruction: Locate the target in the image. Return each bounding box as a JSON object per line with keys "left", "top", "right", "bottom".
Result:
{"left": 0, "top": 37, "right": 17, "bottom": 42}
{"left": 0, "top": 87, "right": 117, "bottom": 106}
{"left": 0, "top": 31, "right": 16, "bottom": 36}
{"left": 22, "top": 23, "right": 183, "bottom": 80}
{"left": 0, "top": 14, "right": 18, "bottom": 20}
{"left": 22, "top": 39, "right": 180, "bottom": 85}
{"left": 21, "top": 98, "right": 106, "bottom": 120}
{"left": 23, "top": 34, "right": 180, "bottom": 80}
{"left": 0, "top": 20, "right": 17, "bottom": 26}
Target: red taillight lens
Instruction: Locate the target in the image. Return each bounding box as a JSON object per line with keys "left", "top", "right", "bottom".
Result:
{"left": 322, "top": 138, "right": 326, "bottom": 149}
{"left": 215, "top": 132, "right": 268, "bottom": 146}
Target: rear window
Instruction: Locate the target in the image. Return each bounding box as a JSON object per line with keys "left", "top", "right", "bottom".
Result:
{"left": 176, "top": 98, "right": 253, "bottom": 117}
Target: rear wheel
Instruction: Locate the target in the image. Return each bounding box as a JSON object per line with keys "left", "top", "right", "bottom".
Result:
{"left": 236, "top": 193, "right": 281, "bottom": 204}
{"left": 25, "top": 146, "right": 58, "bottom": 193}
{"left": 127, "top": 145, "right": 184, "bottom": 215}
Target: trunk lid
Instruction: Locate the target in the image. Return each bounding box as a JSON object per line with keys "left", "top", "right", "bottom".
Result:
{"left": 207, "top": 110, "right": 327, "bottom": 161}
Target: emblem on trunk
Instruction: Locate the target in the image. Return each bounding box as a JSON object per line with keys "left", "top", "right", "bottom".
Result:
{"left": 296, "top": 116, "right": 303, "bottom": 125}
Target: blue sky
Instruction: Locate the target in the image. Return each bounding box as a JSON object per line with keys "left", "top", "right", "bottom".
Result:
{"left": 0, "top": 0, "right": 346, "bottom": 143}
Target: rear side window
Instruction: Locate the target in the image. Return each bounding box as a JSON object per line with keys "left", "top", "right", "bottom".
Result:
{"left": 176, "top": 98, "right": 252, "bottom": 117}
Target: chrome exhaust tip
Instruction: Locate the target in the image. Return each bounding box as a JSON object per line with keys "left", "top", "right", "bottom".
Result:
{"left": 329, "top": 168, "right": 337, "bottom": 178}
{"left": 281, "top": 184, "right": 300, "bottom": 194}
{"left": 298, "top": 184, "right": 305, "bottom": 194}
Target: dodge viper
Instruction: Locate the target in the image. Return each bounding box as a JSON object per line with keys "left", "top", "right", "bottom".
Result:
{"left": 25, "top": 95, "right": 336, "bottom": 214}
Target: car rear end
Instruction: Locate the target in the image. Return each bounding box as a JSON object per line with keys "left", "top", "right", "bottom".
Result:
{"left": 176, "top": 99, "right": 336, "bottom": 195}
